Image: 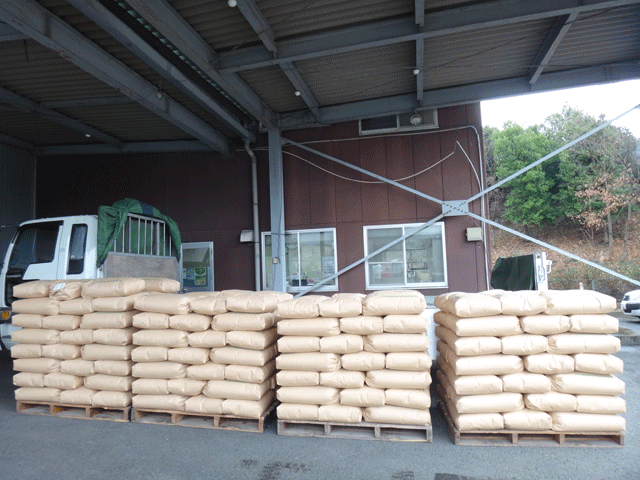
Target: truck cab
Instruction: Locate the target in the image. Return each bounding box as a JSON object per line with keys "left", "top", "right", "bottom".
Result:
{"left": 1, "top": 215, "right": 99, "bottom": 318}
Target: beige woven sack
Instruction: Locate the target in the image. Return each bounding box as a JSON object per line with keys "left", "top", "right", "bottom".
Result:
{"left": 184, "top": 395, "right": 223, "bottom": 414}
{"left": 501, "top": 334, "right": 548, "bottom": 356}
{"left": 132, "top": 378, "right": 169, "bottom": 395}
{"left": 12, "top": 298, "right": 60, "bottom": 316}
{"left": 131, "top": 361, "right": 187, "bottom": 379}
{"left": 339, "top": 387, "right": 385, "bottom": 407}
{"left": 186, "top": 362, "right": 226, "bottom": 381}
{"left": 93, "top": 360, "right": 133, "bottom": 376}
{"left": 541, "top": 290, "right": 616, "bottom": 315}
{"left": 42, "top": 315, "right": 82, "bottom": 331}
{"left": 519, "top": 314, "right": 571, "bottom": 335}
{"left": 363, "top": 290, "right": 426, "bottom": 316}
{"left": 318, "top": 404, "right": 363, "bottom": 423}
{"left": 501, "top": 372, "right": 551, "bottom": 393}
{"left": 550, "top": 373, "right": 625, "bottom": 395}
{"left": 92, "top": 328, "right": 136, "bottom": 346}
{"left": 59, "top": 298, "right": 94, "bottom": 315}
{"left": 15, "top": 387, "right": 60, "bottom": 402}
{"left": 339, "top": 316, "right": 384, "bottom": 335}
{"left": 385, "top": 352, "right": 432, "bottom": 371}
{"left": 43, "top": 372, "right": 84, "bottom": 390}
{"left": 41, "top": 344, "right": 82, "bottom": 360}
{"left": 214, "top": 312, "right": 277, "bottom": 332}
{"left": 318, "top": 295, "right": 363, "bottom": 318}
{"left": 189, "top": 293, "right": 228, "bottom": 316}
{"left": 225, "top": 361, "right": 275, "bottom": 384}
{"left": 277, "top": 403, "right": 319, "bottom": 421}
{"left": 84, "top": 374, "right": 134, "bottom": 392}
{"left": 82, "top": 344, "right": 134, "bottom": 361}
{"left": 168, "top": 347, "right": 210, "bottom": 365}
{"left": 203, "top": 378, "right": 272, "bottom": 401}
{"left": 132, "top": 329, "right": 188, "bottom": 348}
{"left": 384, "top": 389, "right": 431, "bottom": 410}
{"left": 226, "top": 328, "right": 277, "bottom": 350}
{"left": 319, "top": 334, "right": 363, "bottom": 354}
{"left": 132, "top": 312, "right": 170, "bottom": 329}
{"left": 434, "top": 292, "right": 500, "bottom": 317}
{"left": 276, "top": 370, "right": 320, "bottom": 387}
{"left": 551, "top": 412, "right": 624, "bottom": 432}
{"left": 13, "top": 280, "right": 53, "bottom": 299}
{"left": 169, "top": 314, "right": 212, "bottom": 332}
{"left": 13, "top": 357, "right": 61, "bottom": 374}
{"left": 49, "top": 280, "right": 88, "bottom": 301}
{"left": 59, "top": 329, "right": 93, "bottom": 346}
{"left": 225, "top": 291, "right": 293, "bottom": 314}
{"left": 60, "top": 359, "right": 95, "bottom": 376}
{"left": 383, "top": 314, "right": 428, "bottom": 333}
{"left": 364, "top": 333, "right": 429, "bottom": 353}
{"left": 576, "top": 395, "right": 626, "bottom": 414}
{"left": 131, "top": 346, "right": 169, "bottom": 363}
{"left": 213, "top": 345, "right": 277, "bottom": 367}
{"left": 569, "top": 314, "right": 618, "bottom": 334}
{"left": 276, "top": 386, "right": 340, "bottom": 405}
{"left": 435, "top": 312, "right": 522, "bottom": 337}
{"left": 573, "top": 353, "right": 623, "bottom": 375}
{"left": 365, "top": 370, "right": 431, "bottom": 390}
{"left": 59, "top": 386, "right": 96, "bottom": 405}
{"left": 435, "top": 325, "right": 501, "bottom": 356}
{"left": 11, "top": 328, "right": 59, "bottom": 345}
{"left": 132, "top": 394, "right": 186, "bottom": 411}
{"left": 503, "top": 409, "right": 552, "bottom": 430}
{"left": 187, "top": 331, "right": 226, "bottom": 349}
{"left": 437, "top": 359, "right": 502, "bottom": 396}
{"left": 277, "top": 336, "right": 320, "bottom": 353}
{"left": 168, "top": 378, "right": 207, "bottom": 396}
{"left": 480, "top": 290, "right": 547, "bottom": 315}
{"left": 547, "top": 333, "right": 620, "bottom": 355}
{"left": 319, "top": 370, "right": 365, "bottom": 389}
{"left": 363, "top": 405, "right": 431, "bottom": 426}
{"left": 276, "top": 296, "right": 327, "bottom": 319}
{"left": 143, "top": 278, "right": 181, "bottom": 293}
{"left": 448, "top": 390, "right": 524, "bottom": 414}
{"left": 81, "top": 312, "right": 135, "bottom": 329}
{"left": 276, "top": 352, "right": 340, "bottom": 372}
{"left": 524, "top": 392, "right": 577, "bottom": 412}
{"left": 445, "top": 401, "right": 504, "bottom": 431}
{"left": 82, "top": 277, "right": 146, "bottom": 298}
{"left": 221, "top": 390, "right": 276, "bottom": 419}
{"left": 11, "top": 314, "right": 43, "bottom": 328}
{"left": 92, "top": 294, "right": 146, "bottom": 312}
{"left": 438, "top": 341, "right": 523, "bottom": 376}
{"left": 133, "top": 293, "right": 191, "bottom": 315}
{"left": 523, "top": 353, "right": 574, "bottom": 374}
{"left": 277, "top": 318, "right": 340, "bottom": 337}
{"left": 11, "top": 344, "right": 42, "bottom": 359}
{"left": 340, "top": 351, "right": 385, "bottom": 371}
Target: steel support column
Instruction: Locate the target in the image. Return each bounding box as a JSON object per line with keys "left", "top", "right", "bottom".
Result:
{"left": 269, "top": 129, "right": 287, "bottom": 292}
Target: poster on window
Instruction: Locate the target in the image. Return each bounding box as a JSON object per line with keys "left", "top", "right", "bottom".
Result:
{"left": 322, "top": 256, "right": 335, "bottom": 277}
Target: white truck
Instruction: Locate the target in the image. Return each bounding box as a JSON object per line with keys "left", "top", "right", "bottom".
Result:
{"left": 0, "top": 201, "right": 180, "bottom": 348}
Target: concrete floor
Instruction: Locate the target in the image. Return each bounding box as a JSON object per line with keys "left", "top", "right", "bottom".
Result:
{"left": 1, "top": 327, "right": 639, "bottom": 480}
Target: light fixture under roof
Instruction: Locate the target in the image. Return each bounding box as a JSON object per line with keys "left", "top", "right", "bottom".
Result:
{"left": 410, "top": 111, "right": 423, "bottom": 125}
{"left": 228, "top": 0, "right": 237, "bottom": 7}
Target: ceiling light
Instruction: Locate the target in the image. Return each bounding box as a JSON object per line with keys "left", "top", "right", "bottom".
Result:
{"left": 410, "top": 113, "right": 422, "bottom": 125}
{"left": 156, "top": 91, "right": 162, "bottom": 99}
{"left": 294, "top": 91, "right": 301, "bottom": 96}
{"left": 228, "top": 0, "right": 237, "bottom": 7}
{"left": 413, "top": 69, "right": 420, "bottom": 75}
{"left": 85, "top": 133, "right": 91, "bottom": 138}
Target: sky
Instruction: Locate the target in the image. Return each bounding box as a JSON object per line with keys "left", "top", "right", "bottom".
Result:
{"left": 481, "top": 79, "right": 640, "bottom": 138}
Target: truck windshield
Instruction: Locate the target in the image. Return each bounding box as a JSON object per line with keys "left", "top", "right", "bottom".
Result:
{"left": 9, "top": 222, "right": 61, "bottom": 269}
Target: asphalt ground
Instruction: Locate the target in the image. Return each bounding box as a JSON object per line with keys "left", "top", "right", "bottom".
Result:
{"left": 0, "top": 321, "right": 638, "bottom": 480}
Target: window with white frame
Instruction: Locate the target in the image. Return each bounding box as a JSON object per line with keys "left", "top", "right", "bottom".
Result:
{"left": 262, "top": 228, "right": 338, "bottom": 292}
{"left": 364, "top": 222, "right": 447, "bottom": 289}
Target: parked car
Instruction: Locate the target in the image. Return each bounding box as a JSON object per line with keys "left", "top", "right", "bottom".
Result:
{"left": 621, "top": 289, "right": 640, "bottom": 317}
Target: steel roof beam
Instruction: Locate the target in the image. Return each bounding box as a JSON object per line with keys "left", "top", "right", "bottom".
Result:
{"left": 66, "top": 0, "right": 252, "bottom": 142}
{"left": 0, "top": 133, "right": 38, "bottom": 153}
{"left": 218, "top": 0, "right": 640, "bottom": 72}
{"left": 234, "top": 0, "right": 319, "bottom": 118}
{"left": 40, "top": 96, "right": 134, "bottom": 109}
{"left": 0, "top": 86, "right": 122, "bottom": 147}
{"left": 40, "top": 140, "right": 215, "bottom": 156}
{"left": 0, "top": 23, "right": 26, "bottom": 41}
{"left": 527, "top": 12, "right": 579, "bottom": 85}
{"left": 0, "top": 0, "right": 233, "bottom": 155}
{"left": 126, "top": 0, "right": 277, "bottom": 128}
{"left": 278, "top": 61, "right": 640, "bottom": 130}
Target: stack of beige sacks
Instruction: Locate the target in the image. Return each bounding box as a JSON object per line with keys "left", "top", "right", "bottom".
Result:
{"left": 12, "top": 277, "right": 179, "bottom": 409}
{"left": 435, "top": 289, "right": 625, "bottom": 434}
{"left": 276, "top": 290, "right": 432, "bottom": 427}
{"left": 130, "top": 290, "right": 291, "bottom": 419}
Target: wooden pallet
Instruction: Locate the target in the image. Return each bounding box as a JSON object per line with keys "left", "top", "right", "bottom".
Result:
{"left": 131, "top": 401, "right": 276, "bottom": 433}
{"left": 277, "top": 419, "right": 433, "bottom": 442}
{"left": 16, "top": 401, "right": 131, "bottom": 422}
{"left": 437, "top": 399, "right": 624, "bottom": 448}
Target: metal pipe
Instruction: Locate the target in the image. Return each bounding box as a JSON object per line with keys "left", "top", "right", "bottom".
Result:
{"left": 245, "top": 141, "right": 261, "bottom": 291}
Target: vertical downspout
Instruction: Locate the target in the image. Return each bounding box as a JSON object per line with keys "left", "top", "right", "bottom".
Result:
{"left": 245, "top": 141, "right": 261, "bottom": 291}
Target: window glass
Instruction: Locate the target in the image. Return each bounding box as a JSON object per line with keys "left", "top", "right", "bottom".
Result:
{"left": 9, "top": 222, "right": 61, "bottom": 269}
{"left": 365, "top": 223, "right": 446, "bottom": 289}
{"left": 262, "top": 229, "right": 337, "bottom": 292}
{"left": 67, "top": 224, "right": 87, "bottom": 274}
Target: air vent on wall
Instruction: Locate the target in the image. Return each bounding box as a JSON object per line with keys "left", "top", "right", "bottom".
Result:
{"left": 359, "top": 110, "right": 438, "bottom": 135}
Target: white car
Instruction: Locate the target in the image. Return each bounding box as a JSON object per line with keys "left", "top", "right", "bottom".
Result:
{"left": 621, "top": 289, "right": 640, "bottom": 317}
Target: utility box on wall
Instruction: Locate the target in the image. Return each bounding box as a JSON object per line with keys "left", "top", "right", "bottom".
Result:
{"left": 181, "top": 242, "right": 214, "bottom": 292}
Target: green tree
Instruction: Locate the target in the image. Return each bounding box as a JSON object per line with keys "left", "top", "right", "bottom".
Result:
{"left": 492, "top": 122, "right": 559, "bottom": 229}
